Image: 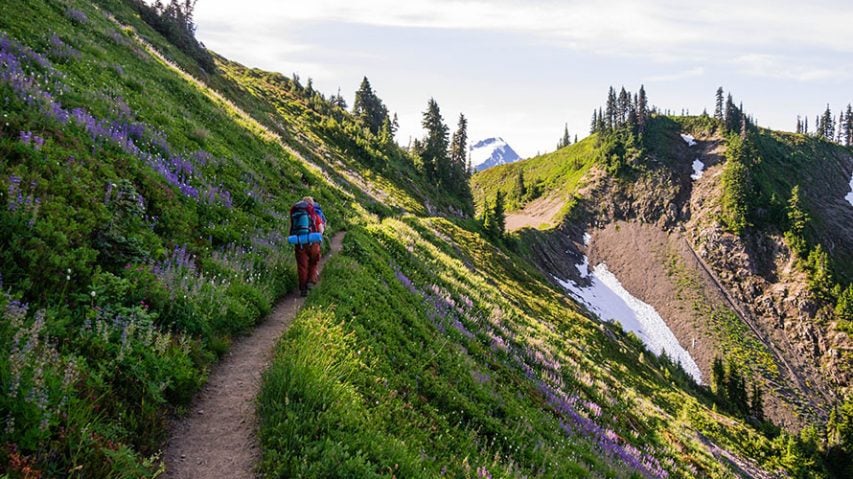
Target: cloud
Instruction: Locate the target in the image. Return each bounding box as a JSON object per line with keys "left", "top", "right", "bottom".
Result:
{"left": 733, "top": 54, "right": 849, "bottom": 82}
{"left": 646, "top": 67, "right": 705, "bottom": 82}
{"left": 195, "top": 0, "right": 853, "bottom": 57}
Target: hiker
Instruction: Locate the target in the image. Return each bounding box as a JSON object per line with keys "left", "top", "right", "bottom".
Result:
{"left": 289, "top": 196, "right": 327, "bottom": 296}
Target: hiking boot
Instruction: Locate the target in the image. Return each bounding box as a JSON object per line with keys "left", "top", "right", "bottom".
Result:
{"left": 300, "top": 289, "right": 309, "bottom": 297}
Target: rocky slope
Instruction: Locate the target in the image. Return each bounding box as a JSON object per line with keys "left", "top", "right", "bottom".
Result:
{"left": 502, "top": 121, "right": 852, "bottom": 430}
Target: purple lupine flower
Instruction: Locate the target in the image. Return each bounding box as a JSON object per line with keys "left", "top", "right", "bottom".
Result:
{"left": 48, "top": 33, "right": 80, "bottom": 61}
{"left": 66, "top": 8, "right": 88, "bottom": 24}
{"left": 5, "top": 300, "right": 29, "bottom": 322}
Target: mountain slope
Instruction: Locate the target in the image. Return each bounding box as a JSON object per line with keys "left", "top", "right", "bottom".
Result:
{"left": 0, "top": 1, "right": 848, "bottom": 478}
{"left": 474, "top": 114, "right": 852, "bottom": 438}
{"left": 470, "top": 137, "right": 521, "bottom": 172}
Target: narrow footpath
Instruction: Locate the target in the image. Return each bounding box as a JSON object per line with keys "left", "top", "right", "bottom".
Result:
{"left": 162, "top": 232, "right": 346, "bottom": 478}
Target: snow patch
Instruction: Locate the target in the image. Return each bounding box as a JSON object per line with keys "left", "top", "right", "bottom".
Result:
{"left": 691, "top": 158, "right": 705, "bottom": 180}
{"left": 846, "top": 172, "right": 853, "bottom": 207}
{"left": 582, "top": 232, "right": 592, "bottom": 246}
{"left": 680, "top": 133, "right": 696, "bottom": 147}
{"left": 555, "top": 256, "right": 702, "bottom": 383}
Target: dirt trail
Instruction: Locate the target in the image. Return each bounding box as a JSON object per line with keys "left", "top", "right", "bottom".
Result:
{"left": 162, "top": 232, "right": 346, "bottom": 479}
{"left": 505, "top": 193, "right": 566, "bottom": 232}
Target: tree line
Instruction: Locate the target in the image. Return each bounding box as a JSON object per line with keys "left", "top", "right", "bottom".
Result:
{"left": 795, "top": 104, "right": 853, "bottom": 146}
{"left": 589, "top": 85, "right": 649, "bottom": 136}
{"left": 130, "top": 0, "right": 216, "bottom": 73}
{"left": 352, "top": 77, "right": 472, "bottom": 207}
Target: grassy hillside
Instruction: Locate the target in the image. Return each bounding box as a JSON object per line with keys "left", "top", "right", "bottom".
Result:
{"left": 748, "top": 129, "right": 853, "bottom": 280}
{"left": 471, "top": 136, "right": 601, "bottom": 214}
{"left": 0, "top": 1, "right": 847, "bottom": 478}
{"left": 0, "top": 0, "right": 358, "bottom": 474}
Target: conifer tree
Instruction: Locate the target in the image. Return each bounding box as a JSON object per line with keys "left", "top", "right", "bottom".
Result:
{"left": 492, "top": 191, "right": 506, "bottom": 237}
{"left": 804, "top": 116, "right": 809, "bottom": 135}
{"left": 711, "top": 357, "right": 726, "bottom": 398}
{"left": 353, "top": 77, "right": 389, "bottom": 135}
{"left": 606, "top": 87, "right": 617, "bottom": 131}
{"left": 378, "top": 116, "right": 394, "bottom": 148}
{"left": 846, "top": 104, "right": 853, "bottom": 146}
{"left": 449, "top": 113, "right": 470, "bottom": 196}
{"left": 715, "top": 87, "right": 724, "bottom": 121}
{"left": 558, "top": 123, "right": 571, "bottom": 149}
{"left": 480, "top": 198, "right": 493, "bottom": 231}
{"left": 618, "top": 87, "right": 630, "bottom": 126}
{"left": 515, "top": 170, "right": 527, "bottom": 203}
{"left": 725, "top": 362, "right": 749, "bottom": 415}
{"left": 638, "top": 85, "right": 648, "bottom": 133}
{"left": 749, "top": 382, "right": 765, "bottom": 421}
{"left": 724, "top": 94, "right": 736, "bottom": 131}
{"left": 821, "top": 104, "right": 834, "bottom": 140}
{"left": 785, "top": 185, "right": 809, "bottom": 257}
{"left": 421, "top": 98, "right": 449, "bottom": 182}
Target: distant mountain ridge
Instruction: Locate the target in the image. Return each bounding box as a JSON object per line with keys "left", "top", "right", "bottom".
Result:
{"left": 470, "top": 137, "right": 521, "bottom": 171}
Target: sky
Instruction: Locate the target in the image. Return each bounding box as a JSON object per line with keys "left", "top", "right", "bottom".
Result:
{"left": 192, "top": 0, "right": 853, "bottom": 158}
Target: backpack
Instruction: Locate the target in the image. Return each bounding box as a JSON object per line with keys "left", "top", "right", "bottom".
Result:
{"left": 290, "top": 200, "right": 316, "bottom": 236}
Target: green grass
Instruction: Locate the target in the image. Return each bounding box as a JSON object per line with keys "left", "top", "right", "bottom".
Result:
{"left": 0, "top": 1, "right": 845, "bottom": 477}
{"left": 471, "top": 135, "right": 600, "bottom": 217}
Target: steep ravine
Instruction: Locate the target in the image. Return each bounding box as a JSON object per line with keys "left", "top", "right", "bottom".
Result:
{"left": 522, "top": 133, "right": 849, "bottom": 430}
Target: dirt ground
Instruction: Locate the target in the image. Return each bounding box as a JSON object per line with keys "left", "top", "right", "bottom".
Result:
{"left": 162, "top": 232, "right": 345, "bottom": 479}
{"left": 505, "top": 193, "right": 566, "bottom": 231}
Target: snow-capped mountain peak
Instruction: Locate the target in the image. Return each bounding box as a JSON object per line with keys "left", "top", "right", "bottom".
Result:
{"left": 470, "top": 137, "right": 521, "bottom": 172}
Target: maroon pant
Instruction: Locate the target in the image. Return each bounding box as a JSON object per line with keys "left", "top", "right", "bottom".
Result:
{"left": 295, "top": 243, "right": 321, "bottom": 292}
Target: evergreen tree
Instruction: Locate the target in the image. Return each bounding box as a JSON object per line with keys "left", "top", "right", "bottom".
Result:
{"left": 724, "top": 94, "right": 737, "bottom": 131}
{"left": 749, "top": 382, "right": 765, "bottom": 421}
{"left": 421, "top": 98, "right": 449, "bottom": 182}
{"left": 714, "top": 87, "right": 724, "bottom": 121}
{"left": 574, "top": 134, "right": 578, "bottom": 144}
{"left": 821, "top": 104, "right": 834, "bottom": 140}
{"left": 492, "top": 191, "right": 506, "bottom": 237}
{"left": 785, "top": 185, "right": 809, "bottom": 257}
{"left": 617, "top": 87, "right": 630, "bottom": 126}
{"left": 804, "top": 116, "right": 809, "bottom": 135}
{"left": 796, "top": 115, "right": 802, "bottom": 134}
{"left": 590, "top": 110, "right": 599, "bottom": 134}
{"left": 725, "top": 362, "right": 749, "bottom": 415}
{"left": 597, "top": 107, "right": 605, "bottom": 133}
{"left": 711, "top": 357, "right": 726, "bottom": 398}
{"left": 807, "top": 245, "right": 833, "bottom": 301}
{"left": 331, "top": 87, "right": 348, "bottom": 109}
{"left": 515, "top": 170, "right": 527, "bottom": 203}
{"left": 845, "top": 104, "right": 853, "bottom": 146}
{"left": 720, "top": 135, "right": 751, "bottom": 235}
{"left": 134, "top": 0, "right": 215, "bottom": 71}
{"left": 638, "top": 85, "right": 648, "bottom": 133}
{"left": 378, "top": 116, "right": 394, "bottom": 148}
{"left": 605, "top": 87, "right": 617, "bottom": 131}
{"left": 353, "top": 77, "right": 389, "bottom": 135}
{"left": 480, "top": 198, "right": 493, "bottom": 231}
{"left": 558, "top": 123, "right": 571, "bottom": 149}
{"left": 837, "top": 112, "right": 845, "bottom": 143}
{"left": 449, "top": 113, "right": 470, "bottom": 196}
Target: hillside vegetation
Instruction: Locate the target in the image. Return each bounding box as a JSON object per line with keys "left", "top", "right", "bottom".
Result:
{"left": 1, "top": 1, "right": 850, "bottom": 478}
